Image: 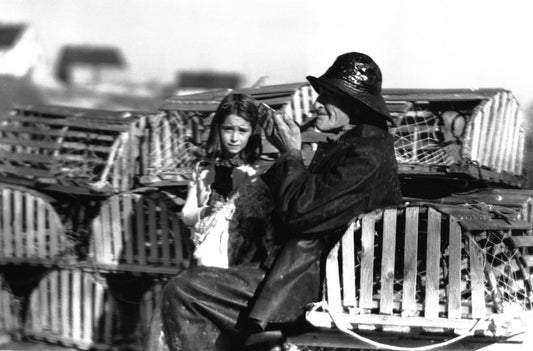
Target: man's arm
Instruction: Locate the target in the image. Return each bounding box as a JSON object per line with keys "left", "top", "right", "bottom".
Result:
{"left": 262, "top": 143, "right": 379, "bottom": 238}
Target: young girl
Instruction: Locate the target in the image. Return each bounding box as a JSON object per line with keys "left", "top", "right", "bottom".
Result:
{"left": 181, "top": 93, "right": 274, "bottom": 268}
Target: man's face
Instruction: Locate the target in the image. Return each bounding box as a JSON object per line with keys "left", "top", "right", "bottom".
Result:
{"left": 313, "top": 87, "right": 352, "bottom": 132}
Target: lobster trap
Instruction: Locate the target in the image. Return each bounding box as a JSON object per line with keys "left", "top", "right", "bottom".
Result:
{"left": 300, "top": 204, "right": 533, "bottom": 350}
{"left": 384, "top": 89, "right": 525, "bottom": 187}
{"left": 89, "top": 189, "right": 193, "bottom": 274}
{"left": 0, "top": 105, "right": 194, "bottom": 195}
{"left": 24, "top": 268, "right": 119, "bottom": 350}
{"left": 0, "top": 183, "right": 74, "bottom": 265}
{"left": 158, "top": 84, "right": 525, "bottom": 189}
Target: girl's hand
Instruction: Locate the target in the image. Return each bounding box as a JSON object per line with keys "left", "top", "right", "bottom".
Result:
{"left": 196, "top": 163, "right": 215, "bottom": 205}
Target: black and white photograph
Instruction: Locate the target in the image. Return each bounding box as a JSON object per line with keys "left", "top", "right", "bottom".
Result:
{"left": 1, "top": 1, "right": 533, "bottom": 350}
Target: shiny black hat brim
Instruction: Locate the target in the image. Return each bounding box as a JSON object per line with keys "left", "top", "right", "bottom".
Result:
{"left": 306, "top": 75, "right": 391, "bottom": 121}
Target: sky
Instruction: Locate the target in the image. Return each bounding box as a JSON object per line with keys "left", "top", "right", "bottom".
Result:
{"left": 2, "top": 0, "right": 533, "bottom": 116}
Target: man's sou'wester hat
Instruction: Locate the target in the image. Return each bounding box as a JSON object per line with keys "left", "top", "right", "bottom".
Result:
{"left": 306, "top": 52, "right": 391, "bottom": 120}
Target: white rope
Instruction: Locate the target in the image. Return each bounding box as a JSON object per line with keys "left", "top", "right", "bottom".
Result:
{"left": 317, "top": 301, "right": 483, "bottom": 351}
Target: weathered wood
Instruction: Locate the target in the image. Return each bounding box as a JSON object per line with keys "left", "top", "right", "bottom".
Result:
{"left": 0, "top": 114, "right": 130, "bottom": 132}
{"left": 447, "top": 217, "right": 462, "bottom": 319}
{"left": 468, "top": 234, "right": 486, "bottom": 319}
{"left": 425, "top": 208, "right": 441, "bottom": 318}
{"left": 123, "top": 194, "right": 135, "bottom": 264}
{"left": 326, "top": 242, "right": 342, "bottom": 312}
{"left": 49, "top": 270, "right": 60, "bottom": 334}
{"left": 160, "top": 201, "right": 171, "bottom": 266}
{"left": 402, "top": 207, "right": 419, "bottom": 317}
{"left": 341, "top": 221, "right": 357, "bottom": 308}
{"left": 359, "top": 213, "right": 377, "bottom": 310}
{"left": 90, "top": 192, "right": 191, "bottom": 272}
{"left": 136, "top": 198, "right": 147, "bottom": 265}
{"left": 379, "top": 209, "right": 397, "bottom": 315}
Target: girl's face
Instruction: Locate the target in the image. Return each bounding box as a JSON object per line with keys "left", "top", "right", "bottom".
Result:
{"left": 219, "top": 114, "right": 253, "bottom": 158}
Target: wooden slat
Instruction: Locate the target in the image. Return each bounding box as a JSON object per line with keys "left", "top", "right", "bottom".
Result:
{"left": 172, "top": 216, "right": 184, "bottom": 265}
{"left": 425, "top": 208, "right": 441, "bottom": 318}
{"left": 103, "top": 291, "right": 114, "bottom": 345}
{"left": 40, "top": 274, "right": 50, "bottom": 332}
{"left": 306, "top": 311, "right": 484, "bottom": 332}
{"left": 326, "top": 242, "right": 342, "bottom": 312}
{"left": 72, "top": 270, "right": 82, "bottom": 341}
{"left": 30, "top": 281, "right": 42, "bottom": 334}
{"left": 101, "top": 205, "right": 114, "bottom": 264}
{"left": 110, "top": 196, "right": 123, "bottom": 263}
{"left": 0, "top": 150, "right": 106, "bottom": 165}
{"left": 2, "top": 188, "right": 13, "bottom": 257}
{"left": 148, "top": 200, "right": 158, "bottom": 263}
{"left": 341, "top": 221, "right": 357, "bottom": 309}
{"left": 359, "top": 213, "right": 378, "bottom": 310}
{"left": 0, "top": 114, "right": 129, "bottom": 132}
{"left": 160, "top": 201, "right": 171, "bottom": 266}
{"left": 379, "top": 209, "right": 397, "bottom": 315}
{"left": 136, "top": 198, "right": 147, "bottom": 265}
{"left": 477, "top": 100, "right": 491, "bottom": 166}
{"left": 0, "top": 164, "right": 57, "bottom": 179}
{"left": 0, "top": 124, "right": 116, "bottom": 141}
{"left": 48, "top": 205, "right": 59, "bottom": 257}
{"left": 37, "top": 198, "right": 46, "bottom": 258}
{"left": 61, "top": 269, "right": 70, "bottom": 339}
{"left": 0, "top": 136, "right": 61, "bottom": 149}
{"left": 25, "top": 192, "right": 35, "bottom": 257}
{"left": 93, "top": 279, "right": 104, "bottom": 339}
{"left": 448, "top": 217, "right": 462, "bottom": 319}
{"left": 402, "top": 207, "right": 419, "bottom": 317}
{"left": 49, "top": 270, "right": 60, "bottom": 334}
{"left": 92, "top": 217, "right": 104, "bottom": 266}
{"left": 82, "top": 273, "right": 92, "bottom": 343}
{"left": 468, "top": 234, "right": 486, "bottom": 319}
{"left": 13, "top": 189, "right": 23, "bottom": 258}
{"left": 122, "top": 195, "right": 135, "bottom": 264}
{"left": 510, "top": 235, "right": 533, "bottom": 248}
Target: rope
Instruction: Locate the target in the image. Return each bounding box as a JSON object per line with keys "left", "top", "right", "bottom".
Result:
{"left": 314, "top": 301, "right": 483, "bottom": 351}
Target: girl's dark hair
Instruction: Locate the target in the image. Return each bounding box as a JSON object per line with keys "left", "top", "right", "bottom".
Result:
{"left": 205, "top": 93, "right": 262, "bottom": 164}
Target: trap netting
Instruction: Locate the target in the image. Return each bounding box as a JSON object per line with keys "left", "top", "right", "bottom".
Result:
{"left": 391, "top": 109, "right": 468, "bottom": 166}
{"left": 347, "top": 210, "right": 533, "bottom": 318}
{"left": 145, "top": 111, "right": 206, "bottom": 181}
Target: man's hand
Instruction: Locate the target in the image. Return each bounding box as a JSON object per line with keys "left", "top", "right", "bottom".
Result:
{"left": 266, "top": 113, "right": 302, "bottom": 153}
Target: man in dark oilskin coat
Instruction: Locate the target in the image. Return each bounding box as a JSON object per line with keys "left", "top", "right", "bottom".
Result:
{"left": 156, "top": 52, "right": 403, "bottom": 351}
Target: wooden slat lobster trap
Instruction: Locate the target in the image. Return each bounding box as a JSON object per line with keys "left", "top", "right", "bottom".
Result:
{"left": 0, "top": 183, "right": 74, "bottom": 265}
{"left": 300, "top": 204, "right": 533, "bottom": 350}
{"left": 158, "top": 84, "right": 525, "bottom": 189}
{"left": 24, "top": 268, "right": 119, "bottom": 350}
{"left": 384, "top": 89, "right": 525, "bottom": 188}
{"left": 0, "top": 104, "right": 189, "bottom": 195}
{"left": 89, "top": 189, "right": 193, "bottom": 274}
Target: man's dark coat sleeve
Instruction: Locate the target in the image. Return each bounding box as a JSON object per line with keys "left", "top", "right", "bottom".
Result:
{"left": 249, "top": 126, "right": 402, "bottom": 323}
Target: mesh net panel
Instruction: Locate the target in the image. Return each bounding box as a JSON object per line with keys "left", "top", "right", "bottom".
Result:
{"left": 392, "top": 110, "right": 467, "bottom": 166}
{"left": 147, "top": 112, "right": 205, "bottom": 180}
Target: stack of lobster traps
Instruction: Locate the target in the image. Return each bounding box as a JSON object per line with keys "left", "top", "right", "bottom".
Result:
{"left": 162, "top": 83, "right": 533, "bottom": 350}
{"left": 0, "top": 81, "right": 531, "bottom": 350}
{"left": 0, "top": 104, "right": 195, "bottom": 350}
